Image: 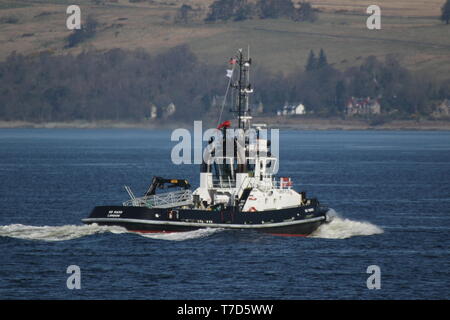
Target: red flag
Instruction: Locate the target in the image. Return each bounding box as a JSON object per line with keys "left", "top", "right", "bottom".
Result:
{"left": 217, "top": 120, "right": 231, "bottom": 130}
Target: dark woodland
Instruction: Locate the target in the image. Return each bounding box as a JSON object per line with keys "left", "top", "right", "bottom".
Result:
{"left": 0, "top": 45, "right": 448, "bottom": 123}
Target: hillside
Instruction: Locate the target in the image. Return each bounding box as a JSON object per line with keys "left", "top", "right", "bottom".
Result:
{"left": 0, "top": 0, "right": 449, "bottom": 79}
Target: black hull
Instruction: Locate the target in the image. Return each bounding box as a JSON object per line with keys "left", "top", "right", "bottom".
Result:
{"left": 82, "top": 203, "right": 328, "bottom": 237}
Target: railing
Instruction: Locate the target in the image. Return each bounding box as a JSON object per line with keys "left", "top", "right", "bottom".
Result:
{"left": 256, "top": 177, "right": 294, "bottom": 192}
{"left": 123, "top": 189, "right": 193, "bottom": 208}
{"left": 209, "top": 175, "right": 294, "bottom": 192}
{"left": 271, "top": 178, "right": 294, "bottom": 190}
{"left": 211, "top": 177, "right": 236, "bottom": 189}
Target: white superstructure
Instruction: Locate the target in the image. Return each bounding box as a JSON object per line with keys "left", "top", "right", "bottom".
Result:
{"left": 191, "top": 49, "right": 307, "bottom": 213}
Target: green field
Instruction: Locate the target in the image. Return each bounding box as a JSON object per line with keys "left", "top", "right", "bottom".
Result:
{"left": 189, "top": 14, "right": 450, "bottom": 78}
{"left": 0, "top": 0, "right": 449, "bottom": 78}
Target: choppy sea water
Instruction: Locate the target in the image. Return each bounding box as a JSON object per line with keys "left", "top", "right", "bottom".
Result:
{"left": 0, "top": 129, "right": 448, "bottom": 299}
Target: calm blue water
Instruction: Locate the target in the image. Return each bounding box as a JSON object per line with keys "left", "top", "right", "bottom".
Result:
{"left": 0, "top": 129, "right": 449, "bottom": 299}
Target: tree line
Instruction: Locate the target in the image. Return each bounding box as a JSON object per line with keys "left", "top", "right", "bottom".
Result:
{"left": 0, "top": 46, "right": 448, "bottom": 123}
{"left": 255, "top": 51, "right": 449, "bottom": 117}
{"left": 0, "top": 46, "right": 222, "bottom": 122}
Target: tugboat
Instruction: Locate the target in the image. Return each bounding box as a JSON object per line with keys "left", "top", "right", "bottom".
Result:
{"left": 82, "top": 49, "right": 330, "bottom": 236}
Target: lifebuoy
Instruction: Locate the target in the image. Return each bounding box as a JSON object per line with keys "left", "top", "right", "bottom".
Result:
{"left": 249, "top": 207, "right": 257, "bottom": 212}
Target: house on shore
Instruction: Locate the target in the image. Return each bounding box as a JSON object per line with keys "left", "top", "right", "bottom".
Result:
{"left": 146, "top": 102, "right": 176, "bottom": 120}
{"left": 346, "top": 97, "right": 381, "bottom": 116}
{"left": 277, "top": 103, "right": 306, "bottom": 116}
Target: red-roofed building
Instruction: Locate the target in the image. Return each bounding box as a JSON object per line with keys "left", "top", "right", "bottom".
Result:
{"left": 346, "top": 97, "right": 381, "bottom": 116}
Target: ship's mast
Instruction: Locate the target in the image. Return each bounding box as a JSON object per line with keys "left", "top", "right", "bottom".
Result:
{"left": 232, "top": 49, "right": 252, "bottom": 130}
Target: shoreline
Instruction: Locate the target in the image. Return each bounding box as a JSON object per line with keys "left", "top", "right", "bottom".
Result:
{"left": 1, "top": 118, "right": 450, "bottom": 131}
{"left": 0, "top": 120, "right": 183, "bottom": 130}
{"left": 255, "top": 117, "right": 450, "bottom": 131}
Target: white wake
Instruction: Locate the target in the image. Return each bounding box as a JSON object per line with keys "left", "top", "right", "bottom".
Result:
{"left": 0, "top": 223, "right": 127, "bottom": 241}
{"left": 0, "top": 224, "right": 222, "bottom": 242}
{"left": 310, "top": 209, "right": 384, "bottom": 239}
